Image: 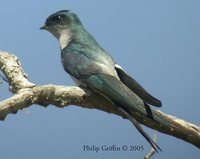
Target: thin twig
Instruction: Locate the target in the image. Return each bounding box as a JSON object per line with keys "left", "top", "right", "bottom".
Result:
{"left": 144, "top": 132, "right": 157, "bottom": 159}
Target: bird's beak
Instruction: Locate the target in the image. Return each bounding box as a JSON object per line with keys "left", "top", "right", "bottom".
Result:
{"left": 40, "top": 24, "right": 47, "bottom": 30}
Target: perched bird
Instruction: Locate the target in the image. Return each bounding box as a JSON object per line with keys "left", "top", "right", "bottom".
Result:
{"left": 40, "top": 10, "right": 167, "bottom": 152}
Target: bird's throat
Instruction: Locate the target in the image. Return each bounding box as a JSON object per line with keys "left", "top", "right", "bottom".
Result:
{"left": 59, "top": 29, "right": 72, "bottom": 49}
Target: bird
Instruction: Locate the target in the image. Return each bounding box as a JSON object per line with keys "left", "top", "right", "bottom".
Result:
{"left": 40, "top": 10, "right": 168, "bottom": 152}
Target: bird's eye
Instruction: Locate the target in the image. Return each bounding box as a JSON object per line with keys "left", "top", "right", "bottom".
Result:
{"left": 52, "top": 15, "right": 64, "bottom": 22}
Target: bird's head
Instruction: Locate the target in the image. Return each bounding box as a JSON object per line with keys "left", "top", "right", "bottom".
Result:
{"left": 40, "top": 10, "right": 81, "bottom": 39}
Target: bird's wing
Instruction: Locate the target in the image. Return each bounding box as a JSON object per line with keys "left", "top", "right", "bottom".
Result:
{"left": 81, "top": 73, "right": 169, "bottom": 126}
{"left": 115, "top": 64, "right": 162, "bottom": 107}
{"left": 81, "top": 73, "right": 149, "bottom": 116}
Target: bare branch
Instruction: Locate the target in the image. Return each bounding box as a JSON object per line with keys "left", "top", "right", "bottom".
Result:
{"left": 0, "top": 51, "right": 35, "bottom": 93}
{"left": 0, "top": 51, "right": 200, "bottom": 149}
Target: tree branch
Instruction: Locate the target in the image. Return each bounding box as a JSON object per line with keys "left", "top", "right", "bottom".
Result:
{"left": 0, "top": 51, "right": 200, "bottom": 149}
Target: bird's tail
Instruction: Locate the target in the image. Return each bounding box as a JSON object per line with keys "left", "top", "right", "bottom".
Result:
{"left": 118, "top": 107, "right": 162, "bottom": 152}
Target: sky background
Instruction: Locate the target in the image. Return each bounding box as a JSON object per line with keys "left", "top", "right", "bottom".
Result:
{"left": 0, "top": 0, "right": 200, "bottom": 159}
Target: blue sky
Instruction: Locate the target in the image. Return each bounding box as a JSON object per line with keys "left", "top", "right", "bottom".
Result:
{"left": 0, "top": 1, "right": 200, "bottom": 159}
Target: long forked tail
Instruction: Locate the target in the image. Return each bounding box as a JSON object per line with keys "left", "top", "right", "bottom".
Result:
{"left": 117, "top": 107, "right": 162, "bottom": 153}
